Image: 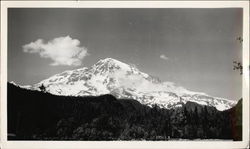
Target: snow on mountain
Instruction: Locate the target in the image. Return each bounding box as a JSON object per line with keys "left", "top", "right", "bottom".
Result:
{"left": 23, "top": 58, "right": 236, "bottom": 111}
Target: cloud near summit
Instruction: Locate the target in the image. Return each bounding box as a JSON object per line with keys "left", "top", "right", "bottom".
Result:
{"left": 23, "top": 36, "right": 88, "bottom": 66}
{"left": 160, "top": 54, "right": 169, "bottom": 61}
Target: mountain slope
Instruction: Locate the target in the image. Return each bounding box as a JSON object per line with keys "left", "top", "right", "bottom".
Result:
{"left": 23, "top": 58, "right": 236, "bottom": 111}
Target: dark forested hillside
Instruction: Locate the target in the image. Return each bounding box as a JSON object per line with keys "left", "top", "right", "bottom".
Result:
{"left": 7, "top": 83, "right": 242, "bottom": 140}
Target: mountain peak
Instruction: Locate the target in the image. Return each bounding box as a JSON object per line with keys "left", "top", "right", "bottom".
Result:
{"left": 100, "top": 57, "right": 120, "bottom": 62}
{"left": 25, "top": 57, "right": 236, "bottom": 111}
{"left": 97, "top": 58, "right": 128, "bottom": 67}
{"left": 92, "top": 58, "right": 136, "bottom": 74}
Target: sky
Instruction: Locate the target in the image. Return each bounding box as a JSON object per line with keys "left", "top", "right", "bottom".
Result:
{"left": 8, "top": 8, "right": 242, "bottom": 100}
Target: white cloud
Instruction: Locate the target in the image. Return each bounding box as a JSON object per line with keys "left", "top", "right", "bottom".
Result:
{"left": 160, "top": 54, "right": 169, "bottom": 61}
{"left": 23, "top": 36, "right": 88, "bottom": 66}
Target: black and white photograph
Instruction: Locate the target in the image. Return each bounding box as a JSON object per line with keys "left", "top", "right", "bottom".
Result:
{"left": 1, "top": 1, "right": 249, "bottom": 149}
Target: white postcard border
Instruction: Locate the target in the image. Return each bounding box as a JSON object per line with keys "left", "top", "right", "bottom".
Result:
{"left": 1, "top": 1, "right": 249, "bottom": 149}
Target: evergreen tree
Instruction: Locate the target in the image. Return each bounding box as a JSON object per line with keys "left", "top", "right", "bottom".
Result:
{"left": 39, "top": 84, "right": 46, "bottom": 92}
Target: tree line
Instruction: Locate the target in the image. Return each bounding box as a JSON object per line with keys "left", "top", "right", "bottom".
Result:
{"left": 7, "top": 83, "right": 242, "bottom": 140}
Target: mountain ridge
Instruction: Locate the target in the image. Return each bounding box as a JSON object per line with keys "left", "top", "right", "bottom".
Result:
{"left": 16, "top": 58, "right": 236, "bottom": 111}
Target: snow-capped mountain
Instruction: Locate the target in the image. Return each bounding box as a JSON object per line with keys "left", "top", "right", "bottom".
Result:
{"left": 22, "top": 58, "right": 236, "bottom": 111}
